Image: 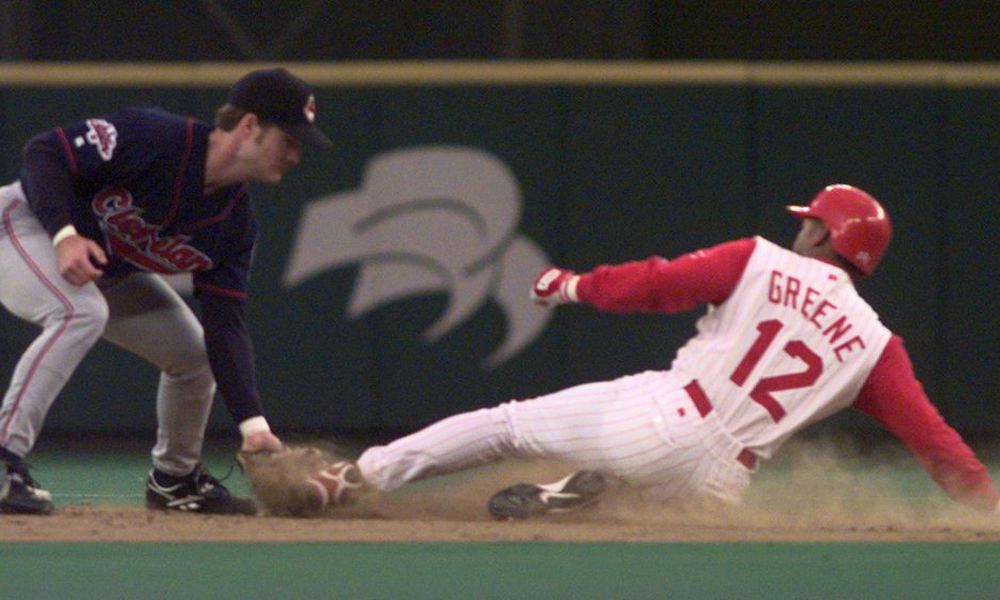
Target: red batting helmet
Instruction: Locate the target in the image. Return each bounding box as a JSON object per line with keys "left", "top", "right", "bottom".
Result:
{"left": 786, "top": 184, "right": 892, "bottom": 276}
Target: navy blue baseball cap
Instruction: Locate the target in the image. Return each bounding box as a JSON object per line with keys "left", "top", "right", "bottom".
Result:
{"left": 227, "top": 67, "right": 333, "bottom": 148}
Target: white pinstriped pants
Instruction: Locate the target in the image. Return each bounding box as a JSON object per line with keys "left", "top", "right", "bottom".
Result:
{"left": 357, "top": 370, "right": 754, "bottom": 504}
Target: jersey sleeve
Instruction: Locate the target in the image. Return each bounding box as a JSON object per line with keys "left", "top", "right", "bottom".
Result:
{"left": 852, "top": 335, "right": 999, "bottom": 512}
{"left": 575, "top": 237, "right": 756, "bottom": 313}
{"left": 198, "top": 293, "right": 265, "bottom": 425}
{"left": 21, "top": 108, "right": 184, "bottom": 236}
{"left": 20, "top": 130, "right": 77, "bottom": 236}
{"left": 192, "top": 188, "right": 263, "bottom": 425}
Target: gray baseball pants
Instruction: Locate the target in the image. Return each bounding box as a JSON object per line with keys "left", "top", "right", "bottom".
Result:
{"left": 0, "top": 181, "right": 214, "bottom": 476}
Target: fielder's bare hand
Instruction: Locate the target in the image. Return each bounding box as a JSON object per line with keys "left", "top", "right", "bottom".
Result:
{"left": 531, "top": 267, "right": 579, "bottom": 306}
{"left": 241, "top": 430, "right": 285, "bottom": 454}
{"left": 55, "top": 234, "right": 107, "bottom": 286}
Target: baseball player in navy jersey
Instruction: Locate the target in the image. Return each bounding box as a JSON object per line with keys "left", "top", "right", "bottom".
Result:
{"left": 303, "top": 185, "right": 1000, "bottom": 519}
{"left": 0, "top": 68, "right": 332, "bottom": 515}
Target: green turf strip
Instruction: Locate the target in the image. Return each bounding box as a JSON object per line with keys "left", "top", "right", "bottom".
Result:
{"left": 2, "top": 542, "right": 1000, "bottom": 600}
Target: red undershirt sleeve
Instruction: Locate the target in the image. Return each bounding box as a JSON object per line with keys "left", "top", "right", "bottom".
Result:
{"left": 853, "top": 335, "right": 999, "bottom": 512}
{"left": 575, "top": 237, "right": 756, "bottom": 314}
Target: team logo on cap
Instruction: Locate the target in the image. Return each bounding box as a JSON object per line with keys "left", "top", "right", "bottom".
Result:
{"left": 304, "top": 94, "right": 316, "bottom": 123}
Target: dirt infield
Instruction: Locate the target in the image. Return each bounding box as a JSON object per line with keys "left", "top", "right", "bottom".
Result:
{"left": 5, "top": 440, "right": 1000, "bottom": 543}
{"left": 4, "top": 503, "right": 998, "bottom": 543}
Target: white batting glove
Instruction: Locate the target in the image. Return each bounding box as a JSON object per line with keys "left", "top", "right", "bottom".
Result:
{"left": 530, "top": 267, "right": 580, "bottom": 307}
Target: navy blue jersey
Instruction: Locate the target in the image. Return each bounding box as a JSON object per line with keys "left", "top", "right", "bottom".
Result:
{"left": 19, "top": 107, "right": 265, "bottom": 423}
{"left": 21, "top": 107, "right": 256, "bottom": 300}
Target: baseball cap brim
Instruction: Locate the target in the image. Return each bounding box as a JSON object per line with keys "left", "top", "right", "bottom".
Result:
{"left": 279, "top": 122, "right": 333, "bottom": 148}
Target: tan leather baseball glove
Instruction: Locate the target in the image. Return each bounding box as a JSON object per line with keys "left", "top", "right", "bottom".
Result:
{"left": 237, "top": 445, "right": 334, "bottom": 517}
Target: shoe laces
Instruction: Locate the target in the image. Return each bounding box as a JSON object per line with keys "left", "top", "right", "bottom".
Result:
{"left": 191, "top": 464, "right": 231, "bottom": 499}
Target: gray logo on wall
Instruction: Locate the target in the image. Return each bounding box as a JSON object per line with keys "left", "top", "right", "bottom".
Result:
{"left": 283, "top": 146, "right": 553, "bottom": 369}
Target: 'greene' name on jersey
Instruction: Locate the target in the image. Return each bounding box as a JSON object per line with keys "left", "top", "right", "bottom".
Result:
{"left": 767, "top": 269, "right": 865, "bottom": 362}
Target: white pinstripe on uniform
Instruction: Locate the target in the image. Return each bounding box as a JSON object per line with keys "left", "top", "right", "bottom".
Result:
{"left": 358, "top": 237, "right": 890, "bottom": 504}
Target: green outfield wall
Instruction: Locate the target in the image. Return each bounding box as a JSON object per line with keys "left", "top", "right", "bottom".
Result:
{"left": 0, "top": 63, "right": 997, "bottom": 437}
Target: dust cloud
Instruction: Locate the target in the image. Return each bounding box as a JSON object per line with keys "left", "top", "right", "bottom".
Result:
{"left": 327, "top": 435, "right": 1000, "bottom": 540}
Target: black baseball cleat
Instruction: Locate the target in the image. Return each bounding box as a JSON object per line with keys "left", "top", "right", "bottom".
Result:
{"left": 488, "top": 470, "right": 607, "bottom": 519}
{"left": 0, "top": 458, "right": 55, "bottom": 515}
{"left": 146, "top": 463, "right": 257, "bottom": 515}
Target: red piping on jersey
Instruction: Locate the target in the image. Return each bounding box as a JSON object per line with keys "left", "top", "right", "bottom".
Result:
{"left": 0, "top": 200, "right": 76, "bottom": 445}
{"left": 185, "top": 184, "right": 248, "bottom": 232}
{"left": 194, "top": 281, "right": 248, "bottom": 300}
{"left": 54, "top": 128, "right": 79, "bottom": 178}
{"left": 161, "top": 118, "right": 195, "bottom": 228}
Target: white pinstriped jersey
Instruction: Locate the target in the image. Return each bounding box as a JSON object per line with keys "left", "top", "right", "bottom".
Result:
{"left": 671, "top": 236, "right": 892, "bottom": 457}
